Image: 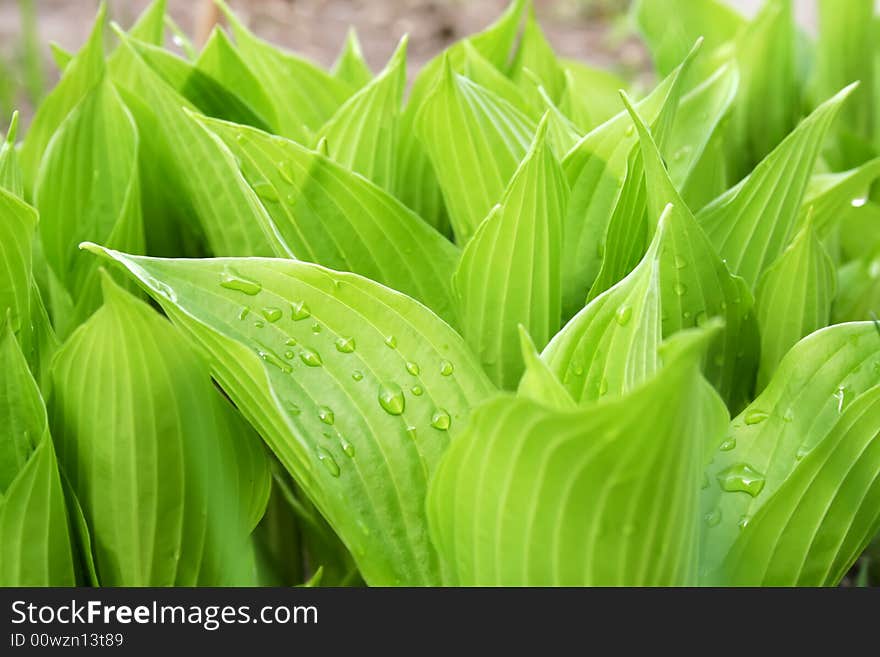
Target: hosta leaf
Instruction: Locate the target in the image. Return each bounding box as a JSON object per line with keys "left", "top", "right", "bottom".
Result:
{"left": 701, "top": 323, "right": 880, "bottom": 585}
{"left": 801, "top": 158, "right": 880, "bottom": 236}
{"left": 85, "top": 246, "right": 496, "bottom": 586}
{"left": 197, "top": 27, "right": 278, "bottom": 130}
{"left": 537, "top": 86, "right": 582, "bottom": 156}
{"left": 814, "top": 0, "right": 875, "bottom": 167}
{"left": 34, "top": 77, "right": 144, "bottom": 335}
{"left": 316, "top": 37, "right": 407, "bottom": 192}
{"left": 216, "top": 0, "right": 355, "bottom": 143}
{"left": 416, "top": 59, "right": 536, "bottom": 243}
{"left": 453, "top": 116, "right": 569, "bottom": 388}
{"left": 0, "top": 111, "right": 22, "bottom": 196}
{"left": 110, "top": 31, "right": 286, "bottom": 258}
{"left": 199, "top": 115, "right": 460, "bottom": 325}
{"left": 19, "top": 4, "right": 106, "bottom": 197}
{"left": 755, "top": 221, "right": 836, "bottom": 389}
{"left": 727, "top": 0, "right": 799, "bottom": 177}
{"left": 509, "top": 9, "right": 566, "bottom": 110}
{"left": 127, "top": 0, "right": 167, "bottom": 46}
{"left": 622, "top": 91, "right": 758, "bottom": 412}
{"left": 50, "top": 276, "right": 271, "bottom": 586}
{"left": 50, "top": 43, "right": 73, "bottom": 72}
{"left": 460, "top": 42, "right": 532, "bottom": 118}
{"left": 634, "top": 0, "right": 744, "bottom": 79}
{"left": 0, "top": 188, "right": 36, "bottom": 340}
{"left": 428, "top": 326, "right": 728, "bottom": 586}
{"left": 516, "top": 327, "right": 575, "bottom": 411}
{"left": 559, "top": 60, "right": 630, "bottom": 132}
{"left": 840, "top": 202, "right": 880, "bottom": 264}
{"left": 832, "top": 251, "right": 880, "bottom": 323}
{"left": 697, "top": 84, "right": 854, "bottom": 289}
{"left": 394, "top": 0, "right": 526, "bottom": 232}
{"left": 0, "top": 324, "right": 76, "bottom": 586}
{"left": 542, "top": 206, "right": 666, "bottom": 404}
{"left": 332, "top": 29, "right": 373, "bottom": 89}
{"left": 560, "top": 48, "right": 695, "bottom": 316}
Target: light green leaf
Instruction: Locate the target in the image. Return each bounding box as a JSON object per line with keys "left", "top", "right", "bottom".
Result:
{"left": 216, "top": 0, "right": 355, "bottom": 143}
{"left": 701, "top": 322, "right": 880, "bottom": 585}
{"left": 0, "top": 111, "right": 22, "bottom": 196}
{"left": 542, "top": 206, "right": 666, "bottom": 404}
{"left": 0, "top": 188, "right": 36, "bottom": 341}
{"left": 516, "top": 326, "right": 575, "bottom": 411}
{"left": 840, "top": 201, "right": 880, "bottom": 263}
{"left": 127, "top": 0, "right": 167, "bottom": 45}
{"left": 622, "top": 90, "right": 758, "bottom": 412}
{"left": 536, "top": 85, "right": 582, "bottom": 156}
{"left": 428, "top": 326, "right": 728, "bottom": 585}
{"left": 801, "top": 158, "right": 880, "bottom": 236}
{"left": 196, "top": 27, "right": 279, "bottom": 131}
{"left": 316, "top": 37, "right": 407, "bottom": 192}
{"left": 755, "top": 221, "right": 836, "bottom": 389}
{"left": 332, "top": 29, "right": 373, "bottom": 89}
{"left": 509, "top": 9, "right": 566, "bottom": 110}
{"left": 559, "top": 60, "right": 630, "bottom": 132}
{"left": 199, "top": 115, "right": 460, "bottom": 325}
{"left": 416, "top": 58, "right": 536, "bottom": 243}
{"left": 20, "top": 4, "right": 106, "bottom": 198}
{"left": 49, "top": 43, "right": 73, "bottom": 72}
{"left": 110, "top": 32, "right": 287, "bottom": 258}
{"left": 84, "top": 246, "right": 496, "bottom": 586}
{"left": 0, "top": 324, "right": 76, "bottom": 586}
{"left": 453, "top": 116, "right": 568, "bottom": 388}
{"left": 832, "top": 250, "right": 880, "bottom": 323}
{"left": 697, "top": 83, "right": 855, "bottom": 289}
{"left": 34, "top": 77, "right": 144, "bottom": 335}
{"left": 634, "top": 0, "right": 744, "bottom": 79}
{"left": 50, "top": 276, "right": 271, "bottom": 585}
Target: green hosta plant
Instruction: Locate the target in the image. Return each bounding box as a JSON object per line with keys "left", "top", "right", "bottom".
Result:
{"left": 2, "top": 0, "right": 880, "bottom": 587}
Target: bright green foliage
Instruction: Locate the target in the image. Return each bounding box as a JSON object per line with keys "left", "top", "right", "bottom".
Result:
{"left": 2, "top": 0, "right": 880, "bottom": 588}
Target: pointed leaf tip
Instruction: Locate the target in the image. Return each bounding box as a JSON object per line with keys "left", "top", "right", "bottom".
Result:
{"left": 5, "top": 111, "right": 18, "bottom": 145}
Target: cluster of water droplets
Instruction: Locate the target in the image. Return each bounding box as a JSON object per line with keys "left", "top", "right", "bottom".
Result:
{"left": 219, "top": 267, "right": 457, "bottom": 478}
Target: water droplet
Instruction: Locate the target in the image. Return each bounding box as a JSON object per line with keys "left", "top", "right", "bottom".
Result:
{"left": 311, "top": 323, "right": 322, "bottom": 333}
{"left": 624, "top": 124, "right": 635, "bottom": 137}
{"left": 256, "top": 344, "right": 292, "bottom": 373}
{"left": 851, "top": 196, "right": 868, "bottom": 208}
{"left": 783, "top": 408, "right": 794, "bottom": 423}
{"left": 406, "top": 426, "right": 418, "bottom": 440}
{"left": 744, "top": 410, "right": 768, "bottom": 425}
{"left": 351, "top": 370, "right": 364, "bottom": 381}
{"left": 284, "top": 350, "right": 295, "bottom": 359}
{"left": 234, "top": 131, "right": 246, "bottom": 143}
{"left": 674, "top": 282, "right": 688, "bottom": 296}
{"left": 717, "top": 463, "right": 766, "bottom": 497}
{"left": 335, "top": 336, "right": 356, "bottom": 353}
{"left": 238, "top": 307, "right": 251, "bottom": 321}
{"left": 220, "top": 269, "right": 262, "bottom": 295}
{"left": 291, "top": 301, "right": 311, "bottom": 321}
{"left": 316, "top": 447, "right": 340, "bottom": 477}
{"left": 674, "top": 255, "right": 688, "bottom": 269}
{"left": 261, "top": 306, "right": 282, "bottom": 322}
{"left": 384, "top": 335, "right": 397, "bottom": 349}
{"left": 254, "top": 320, "right": 265, "bottom": 328}
{"left": 285, "top": 337, "right": 298, "bottom": 346}
{"left": 719, "top": 437, "right": 736, "bottom": 451}
{"left": 615, "top": 305, "right": 632, "bottom": 326}
{"left": 411, "top": 385, "right": 423, "bottom": 396}
{"left": 405, "top": 361, "right": 421, "bottom": 376}
{"left": 598, "top": 377, "right": 608, "bottom": 396}
{"left": 339, "top": 436, "right": 355, "bottom": 458}
{"left": 378, "top": 383, "right": 406, "bottom": 415}
{"left": 430, "top": 408, "right": 451, "bottom": 430}
{"left": 439, "top": 360, "right": 454, "bottom": 376}
{"left": 278, "top": 160, "right": 295, "bottom": 184}
{"left": 318, "top": 406, "right": 335, "bottom": 425}
{"left": 737, "top": 515, "right": 750, "bottom": 530}
{"left": 286, "top": 403, "right": 301, "bottom": 416}
{"left": 701, "top": 473, "right": 710, "bottom": 489}
{"left": 796, "top": 445, "right": 810, "bottom": 461}
{"left": 573, "top": 363, "right": 584, "bottom": 376}
{"left": 252, "top": 181, "right": 279, "bottom": 202}
{"left": 704, "top": 508, "right": 721, "bottom": 527}
{"left": 300, "top": 348, "right": 323, "bottom": 367}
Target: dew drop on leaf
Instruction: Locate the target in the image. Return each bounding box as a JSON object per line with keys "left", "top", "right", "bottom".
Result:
{"left": 318, "top": 406, "right": 335, "bottom": 425}
{"left": 719, "top": 437, "right": 736, "bottom": 451}
{"left": 695, "top": 311, "right": 709, "bottom": 327}
{"left": 287, "top": 403, "right": 301, "bottom": 416}
{"left": 300, "top": 348, "right": 323, "bottom": 367}
{"left": 220, "top": 269, "right": 262, "bottom": 295}
{"left": 744, "top": 410, "right": 768, "bottom": 425}
{"left": 704, "top": 508, "right": 721, "bottom": 527}
{"left": 406, "top": 426, "right": 418, "bottom": 440}
{"left": 285, "top": 337, "right": 298, "bottom": 346}
{"left": 439, "top": 360, "right": 454, "bottom": 376}
{"left": 598, "top": 377, "right": 608, "bottom": 396}
{"left": 238, "top": 307, "right": 251, "bottom": 321}
{"left": 737, "top": 515, "right": 751, "bottom": 530}
{"left": 384, "top": 335, "right": 398, "bottom": 349}
{"left": 335, "top": 336, "right": 356, "bottom": 353}
{"left": 291, "top": 301, "right": 311, "bottom": 321}
{"left": 405, "top": 361, "right": 420, "bottom": 376}
{"left": 717, "top": 463, "right": 766, "bottom": 497}
{"left": 252, "top": 181, "right": 279, "bottom": 202}
{"left": 351, "top": 370, "right": 364, "bottom": 381}
{"left": 339, "top": 436, "right": 355, "bottom": 458}
{"left": 312, "top": 323, "right": 322, "bottom": 333}
{"left": 278, "top": 160, "right": 294, "bottom": 184}
{"left": 378, "top": 382, "right": 405, "bottom": 415}
{"left": 674, "top": 255, "right": 688, "bottom": 269}
{"left": 316, "top": 447, "right": 340, "bottom": 477}
{"left": 430, "top": 409, "right": 451, "bottom": 431}
{"left": 284, "top": 350, "right": 294, "bottom": 359}
{"left": 254, "top": 320, "right": 265, "bottom": 328}
{"left": 256, "top": 344, "right": 292, "bottom": 373}
{"left": 673, "top": 282, "right": 688, "bottom": 296}
{"left": 614, "top": 305, "right": 632, "bottom": 326}
{"left": 783, "top": 408, "right": 794, "bottom": 423}
{"left": 411, "top": 385, "right": 423, "bottom": 396}
{"left": 261, "top": 307, "right": 282, "bottom": 323}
